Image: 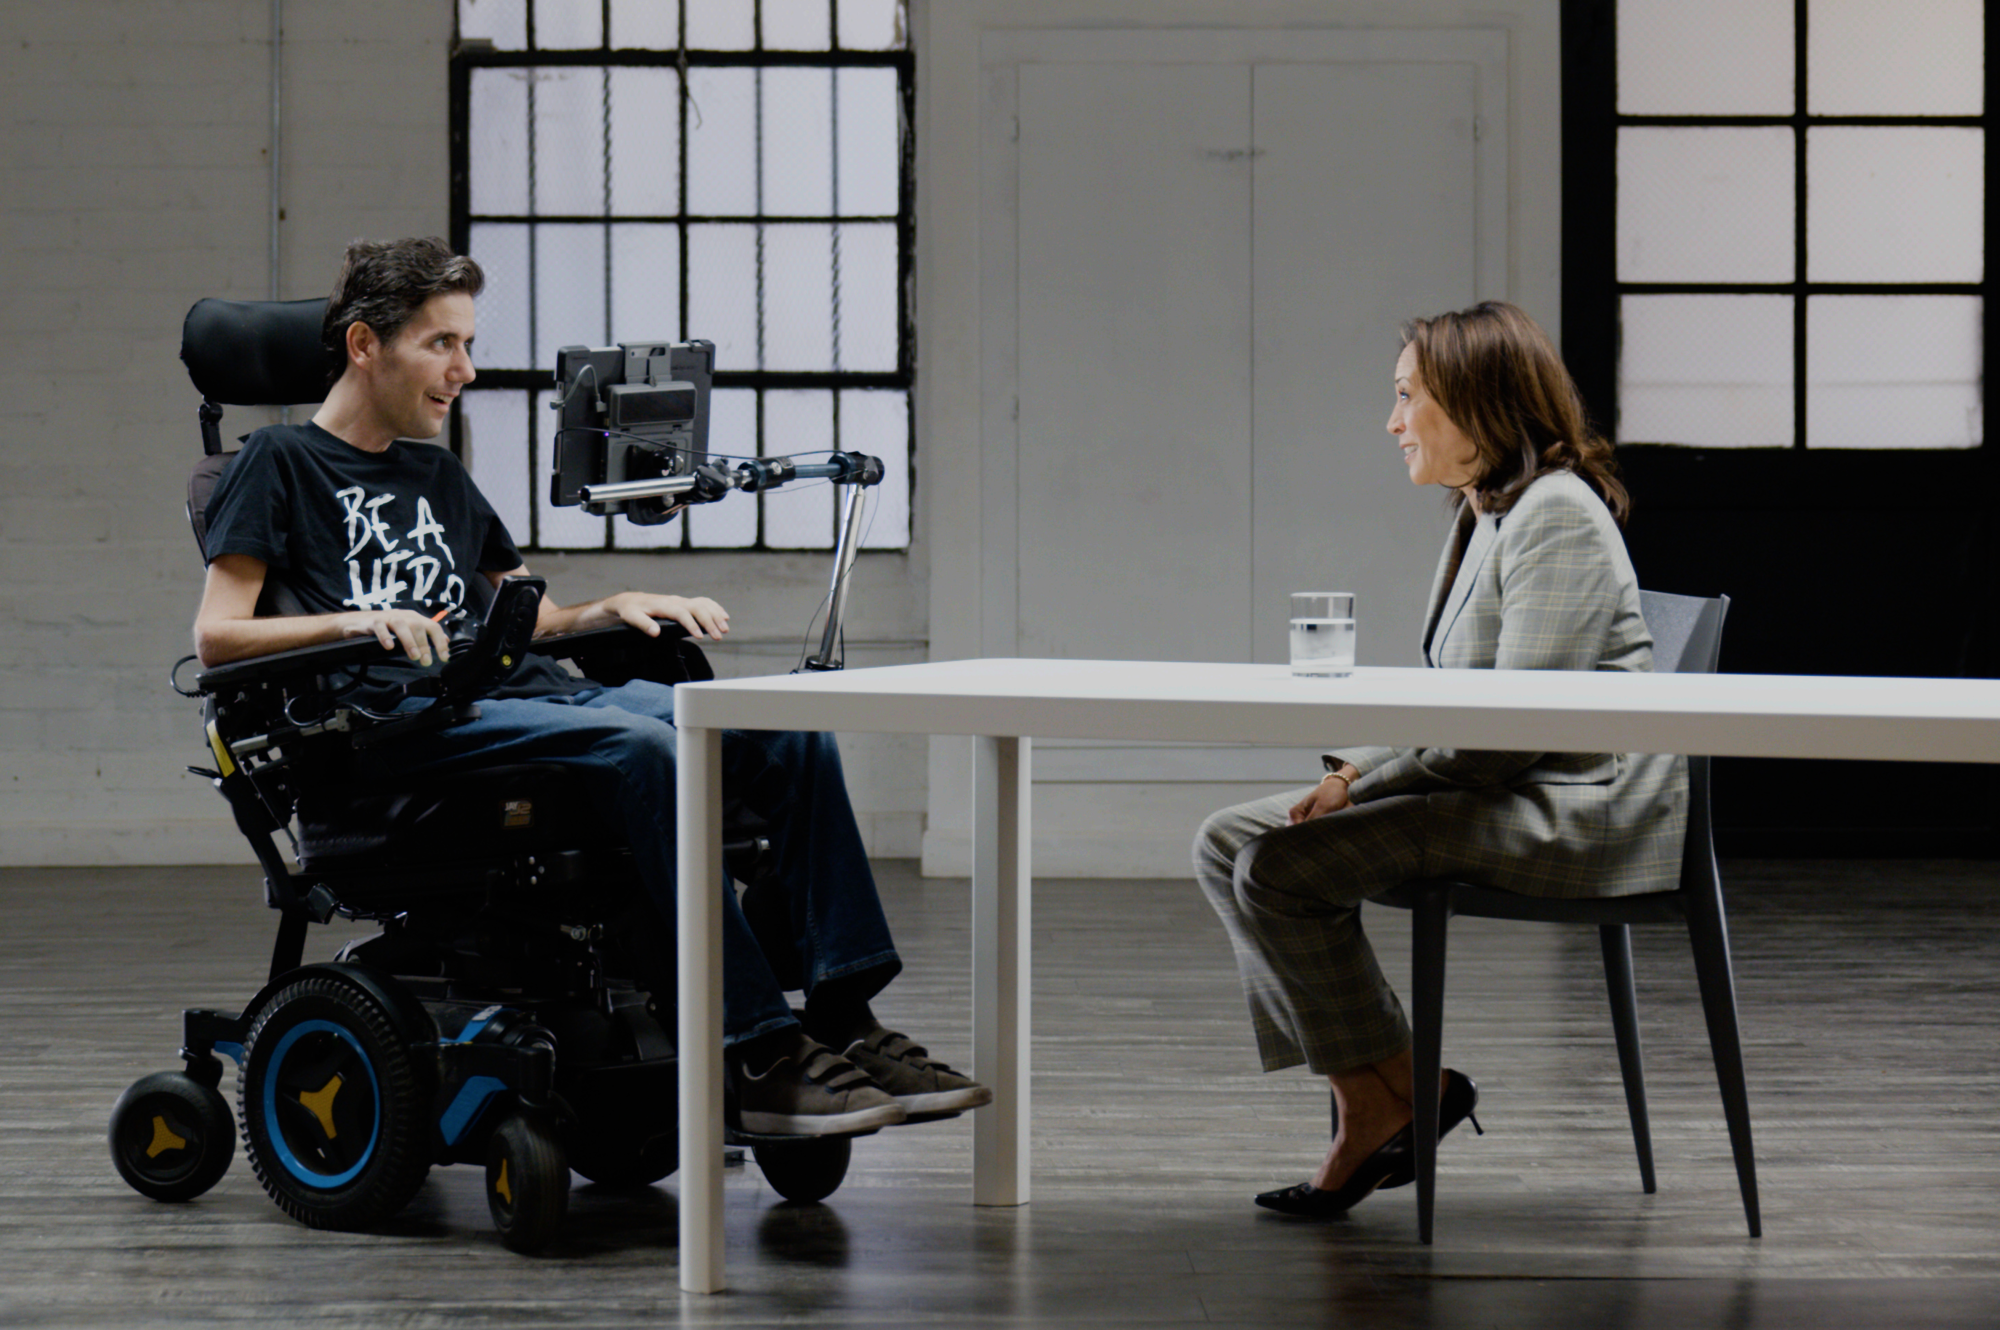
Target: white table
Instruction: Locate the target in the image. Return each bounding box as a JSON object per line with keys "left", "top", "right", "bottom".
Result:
{"left": 672, "top": 657, "right": 2000, "bottom": 1292}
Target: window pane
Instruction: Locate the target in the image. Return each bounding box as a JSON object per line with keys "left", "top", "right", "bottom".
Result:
{"left": 1807, "top": 128, "right": 1984, "bottom": 283}
{"left": 532, "top": 67, "right": 608, "bottom": 215}
{"left": 534, "top": 223, "right": 609, "bottom": 366}
{"left": 609, "top": 67, "right": 681, "bottom": 216}
{"left": 609, "top": 224, "right": 683, "bottom": 343}
{"left": 843, "top": 389, "right": 910, "bottom": 548}
{"left": 687, "top": 67, "right": 758, "bottom": 215}
{"left": 459, "top": 0, "right": 527, "bottom": 51}
{"left": 1618, "top": 128, "right": 1795, "bottom": 283}
{"left": 763, "top": 67, "right": 833, "bottom": 216}
{"left": 536, "top": 389, "right": 610, "bottom": 547}
{"left": 1810, "top": 0, "right": 1982, "bottom": 115}
{"left": 610, "top": 0, "right": 680, "bottom": 49}
{"left": 765, "top": 223, "right": 835, "bottom": 370}
{"left": 612, "top": 508, "right": 684, "bottom": 548}
{"left": 688, "top": 389, "right": 760, "bottom": 547}
{"left": 762, "top": 0, "right": 831, "bottom": 51}
{"left": 687, "top": 223, "right": 760, "bottom": 368}
{"left": 468, "top": 223, "right": 531, "bottom": 369}
{"left": 1618, "top": 0, "right": 1792, "bottom": 115}
{"left": 470, "top": 69, "right": 530, "bottom": 216}
{"left": 1619, "top": 295, "right": 1793, "bottom": 447}
{"left": 835, "top": 66, "right": 900, "bottom": 215}
{"left": 1807, "top": 296, "right": 1981, "bottom": 449}
{"left": 686, "top": 0, "right": 755, "bottom": 49}
{"left": 835, "top": 222, "right": 899, "bottom": 371}
{"left": 838, "top": 0, "right": 905, "bottom": 50}
{"left": 763, "top": 389, "right": 835, "bottom": 548}
{"left": 534, "top": 0, "right": 603, "bottom": 49}
{"left": 461, "top": 390, "right": 532, "bottom": 543}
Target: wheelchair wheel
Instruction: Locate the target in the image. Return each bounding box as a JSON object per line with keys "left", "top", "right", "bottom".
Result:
{"left": 486, "top": 1112, "right": 568, "bottom": 1253}
{"left": 239, "top": 975, "right": 431, "bottom": 1231}
{"left": 753, "top": 1135, "right": 852, "bottom": 1203}
{"left": 567, "top": 1133, "right": 678, "bottom": 1189}
{"left": 109, "top": 1071, "right": 234, "bottom": 1202}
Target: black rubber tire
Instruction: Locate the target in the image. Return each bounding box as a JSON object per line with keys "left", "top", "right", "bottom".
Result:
{"left": 753, "top": 1134, "right": 852, "bottom": 1203}
{"left": 486, "top": 1113, "right": 568, "bottom": 1253}
{"left": 238, "top": 975, "right": 432, "bottom": 1231}
{"left": 566, "top": 1133, "right": 678, "bottom": 1189}
{"left": 109, "top": 1071, "right": 234, "bottom": 1202}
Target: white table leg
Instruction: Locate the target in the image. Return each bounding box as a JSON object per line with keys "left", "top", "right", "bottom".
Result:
{"left": 675, "top": 720, "right": 726, "bottom": 1293}
{"left": 971, "top": 734, "right": 1031, "bottom": 1206}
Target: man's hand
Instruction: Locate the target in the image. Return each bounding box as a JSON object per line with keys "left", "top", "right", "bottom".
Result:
{"left": 1288, "top": 769, "right": 1357, "bottom": 824}
{"left": 337, "top": 608, "right": 453, "bottom": 666}
{"left": 572, "top": 591, "right": 732, "bottom": 640}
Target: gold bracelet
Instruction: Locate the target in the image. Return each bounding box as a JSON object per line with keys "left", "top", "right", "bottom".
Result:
{"left": 1323, "top": 770, "right": 1353, "bottom": 787}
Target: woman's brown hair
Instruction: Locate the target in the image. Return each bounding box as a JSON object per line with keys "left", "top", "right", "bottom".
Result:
{"left": 1400, "top": 301, "right": 1629, "bottom": 525}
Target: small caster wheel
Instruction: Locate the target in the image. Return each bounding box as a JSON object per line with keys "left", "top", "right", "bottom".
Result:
{"left": 753, "top": 1134, "right": 852, "bottom": 1203}
{"left": 110, "top": 1071, "right": 234, "bottom": 1202}
{"left": 487, "top": 1113, "right": 568, "bottom": 1253}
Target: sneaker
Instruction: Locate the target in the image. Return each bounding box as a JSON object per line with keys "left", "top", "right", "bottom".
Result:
{"left": 735, "top": 1038, "right": 907, "bottom": 1136}
{"left": 839, "top": 1027, "right": 994, "bottom": 1116}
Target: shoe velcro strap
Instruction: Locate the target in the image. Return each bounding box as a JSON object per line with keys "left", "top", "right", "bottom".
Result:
{"left": 866, "top": 1028, "right": 932, "bottom": 1064}
{"left": 801, "top": 1048, "right": 875, "bottom": 1091}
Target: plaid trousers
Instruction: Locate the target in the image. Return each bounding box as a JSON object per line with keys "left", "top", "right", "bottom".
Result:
{"left": 1194, "top": 787, "right": 1433, "bottom": 1076}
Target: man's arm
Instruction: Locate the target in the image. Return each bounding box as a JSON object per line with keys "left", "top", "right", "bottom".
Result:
{"left": 487, "top": 566, "right": 731, "bottom": 641}
{"left": 194, "top": 553, "right": 453, "bottom": 668}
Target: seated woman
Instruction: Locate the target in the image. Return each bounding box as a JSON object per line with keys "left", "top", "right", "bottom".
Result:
{"left": 1193, "top": 301, "right": 1687, "bottom": 1218}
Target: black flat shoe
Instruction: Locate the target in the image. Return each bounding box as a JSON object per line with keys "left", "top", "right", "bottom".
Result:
{"left": 1376, "top": 1069, "right": 1482, "bottom": 1191}
{"left": 1254, "top": 1125, "right": 1412, "bottom": 1218}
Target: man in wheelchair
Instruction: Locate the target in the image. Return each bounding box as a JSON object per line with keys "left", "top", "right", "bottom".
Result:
{"left": 193, "top": 236, "right": 988, "bottom": 1140}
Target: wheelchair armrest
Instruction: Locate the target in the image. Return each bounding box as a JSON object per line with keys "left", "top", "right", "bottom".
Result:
{"left": 530, "top": 622, "right": 715, "bottom": 686}
{"left": 195, "top": 636, "right": 397, "bottom": 694}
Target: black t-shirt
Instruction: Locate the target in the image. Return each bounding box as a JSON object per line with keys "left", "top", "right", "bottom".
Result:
{"left": 202, "top": 421, "right": 582, "bottom": 705}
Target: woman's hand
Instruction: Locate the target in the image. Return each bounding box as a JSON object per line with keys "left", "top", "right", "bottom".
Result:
{"left": 1289, "top": 769, "right": 1357, "bottom": 824}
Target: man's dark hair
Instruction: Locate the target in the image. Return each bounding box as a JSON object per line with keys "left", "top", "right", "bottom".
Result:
{"left": 321, "top": 237, "right": 485, "bottom": 388}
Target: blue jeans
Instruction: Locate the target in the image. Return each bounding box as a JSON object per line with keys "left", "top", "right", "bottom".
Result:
{"left": 363, "top": 679, "right": 901, "bottom": 1044}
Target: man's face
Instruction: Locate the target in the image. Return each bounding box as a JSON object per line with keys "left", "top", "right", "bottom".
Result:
{"left": 365, "top": 292, "right": 477, "bottom": 441}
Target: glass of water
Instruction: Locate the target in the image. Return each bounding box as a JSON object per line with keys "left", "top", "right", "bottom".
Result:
{"left": 1290, "top": 592, "right": 1356, "bottom": 677}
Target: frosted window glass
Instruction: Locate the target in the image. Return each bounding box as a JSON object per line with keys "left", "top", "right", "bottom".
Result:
{"left": 534, "top": 0, "right": 602, "bottom": 49}
{"left": 762, "top": 67, "right": 833, "bottom": 216}
{"left": 762, "top": 0, "right": 831, "bottom": 51}
{"left": 534, "top": 224, "right": 609, "bottom": 366}
{"left": 460, "top": 390, "right": 531, "bottom": 543}
{"left": 1807, "top": 128, "right": 1984, "bottom": 283}
{"left": 1618, "top": 0, "right": 1792, "bottom": 115}
{"left": 838, "top": 0, "right": 904, "bottom": 50}
{"left": 1806, "top": 296, "right": 1981, "bottom": 449}
{"left": 842, "top": 389, "right": 910, "bottom": 548}
{"left": 467, "top": 223, "right": 531, "bottom": 370}
{"left": 835, "top": 67, "right": 900, "bottom": 215}
{"left": 459, "top": 0, "right": 527, "bottom": 51}
{"left": 688, "top": 389, "right": 761, "bottom": 547}
{"left": 687, "top": 67, "right": 758, "bottom": 216}
{"left": 536, "top": 389, "right": 611, "bottom": 547}
{"left": 609, "top": 224, "right": 683, "bottom": 343}
{"left": 1810, "top": 0, "right": 1982, "bottom": 115}
{"left": 1619, "top": 295, "right": 1794, "bottom": 447}
{"left": 764, "top": 224, "right": 835, "bottom": 371}
{"left": 609, "top": 0, "right": 680, "bottom": 49}
{"left": 609, "top": 68, "right": 681, "bottom": 216}
{"left": 612, "top": 507, "right": 684, "bottom": 548}
{"left": 532, "top": 68, "right": 608, "bottom": 215}
{"left": 686, "top": 0, "right": 755, "bottom": 49}
{"left": 470, "top": 69, "right": 530, "bottom": 216}
{"left": 762, "top": 390, "right": 836, "bottom": 548}
{"left": 1618, "top": 128, "right": 1795, "bottom": 282}
{"left": 835, "top": 222, "right": 898, "bottom": 371}
{"left": 680, "top": 390, "right": 756, "bottom": 544}
{"left": 687, "top": 224, "right": 760, "bottom": 369}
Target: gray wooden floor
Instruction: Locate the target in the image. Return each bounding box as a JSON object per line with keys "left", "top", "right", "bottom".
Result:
{"left": 3, "top": 858, "right": 1998, "bottom": 1328}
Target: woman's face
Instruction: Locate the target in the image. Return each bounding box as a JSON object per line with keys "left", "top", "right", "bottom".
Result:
{"left": 1387, "top": 342, "right": 1481, "bottom": 494}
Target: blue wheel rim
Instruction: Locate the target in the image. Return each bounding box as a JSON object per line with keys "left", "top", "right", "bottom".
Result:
{"left": 260, "top": 1019, "right": 383, "bottom": 1188}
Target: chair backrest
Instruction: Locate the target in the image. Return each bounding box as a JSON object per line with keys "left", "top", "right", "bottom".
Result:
{"left": 1639, "top": 590, "right": 1730, "bottom": 893}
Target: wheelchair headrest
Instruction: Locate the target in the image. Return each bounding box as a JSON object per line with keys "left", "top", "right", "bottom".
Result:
{"left": 181, "top": 296, "right": 331, "bottom": 407}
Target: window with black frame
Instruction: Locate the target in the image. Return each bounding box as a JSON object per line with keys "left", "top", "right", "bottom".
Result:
{"left": 1563, "top": 0, "right": 1986, "bottom": 452}
{"left": 447, "top": 0, "right": 914, "bottom": 552}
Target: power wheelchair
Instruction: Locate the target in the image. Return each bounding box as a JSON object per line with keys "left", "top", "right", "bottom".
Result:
{"left": 108, "top": 297, "right": 863, "bottom": 1252}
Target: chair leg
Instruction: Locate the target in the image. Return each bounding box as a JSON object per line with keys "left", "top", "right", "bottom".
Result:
{"left": 1684, "top": 885, "right": 1762, "bottom": 1238}
{"left": 1410, "top": 888, "right": 1450, "bottom": 1245}
{"left": 1598, "top": 924, "right": 1657, "bottom": 1194}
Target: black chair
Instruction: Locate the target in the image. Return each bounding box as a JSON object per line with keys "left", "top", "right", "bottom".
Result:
{"left": 1370, "top": 591, "right": 1758, "bottom": 1243}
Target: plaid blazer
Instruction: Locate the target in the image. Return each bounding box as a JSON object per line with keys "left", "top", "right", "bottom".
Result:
{"left": 1329, "top": 470, "right": 1689, "bottom": 898}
